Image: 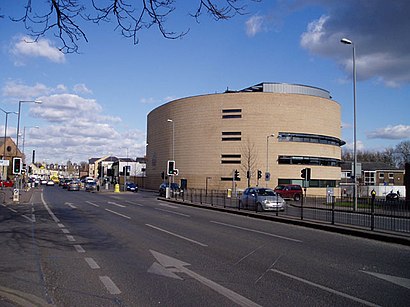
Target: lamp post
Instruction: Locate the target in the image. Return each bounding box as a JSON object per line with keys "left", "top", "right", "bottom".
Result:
{"left": 16, "top": 100, "right": 42, "bottom": 156}
{"left": 167, "top": 119, "right": 175, "bottom": 185}
{"left": 1, "top": 108, "right": 18, "bottom": 180}
{"left": 22, "top": 126, "right": 39, "bottom": 162}
{"left": 266, "top": 134, "right": 275, "bottom": 187}
{"left": 341, "top": 37, "right": 358, "bottom": 211}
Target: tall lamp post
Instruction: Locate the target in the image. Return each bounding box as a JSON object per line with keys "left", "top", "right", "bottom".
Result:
{"left": 167, "top": 119, "right": 175, "bottom": 184}
{"left": 1, "top": 108, "right": 18, "bottom": 180}
{"left": 22, "top": 126, "right": 39, "bottom": 162}
{"left": 266, "top": 134, "right": 275, "bottom": 187}
{"left": 16, "top": 100, "right": 42, "bottom": 156}
{"left": 341, "top": 37, "right": 358, "bottom": 211}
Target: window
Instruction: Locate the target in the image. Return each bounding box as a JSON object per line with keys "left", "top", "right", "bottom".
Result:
{"left": 278, "top": 155, "right": 341, "bottom": 167}
{"left": 222, "top": 131, "right": 242, "bottom": 141}
{"left": 221, "top": 154, "right": 241, "bottom": 164}
{"left": 388, "top": 173, "right": 394, "bottom": 179}
{"left": 222, "top": 109, "right": 242, "bottom": 119}
{"left": 278, "top": 132, "right": 345, "bottom": 147}
{"left": 379, "top": 173, "right": 384, "bottom": 179}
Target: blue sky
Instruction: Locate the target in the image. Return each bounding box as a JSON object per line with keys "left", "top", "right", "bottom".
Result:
{"left": 1, "top": 0, "right": 409, "bottom": 164}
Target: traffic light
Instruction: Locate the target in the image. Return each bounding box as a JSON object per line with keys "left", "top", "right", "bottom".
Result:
{"left": 12, "top": 157, "right": 22, "bottom": 175}
{"left": 257, "top": 170, "right": 262, "bottom": 179}
{"left": 234, "top": 169, "right": 240, "bottom": 181}
{"left": 306, "top": 168, "right": 311, "bottom": 181}
{"left": 301, "top": 168, "right": 311, "bottom": 180}
{"left": 167, "top": 160, "right": 175, "bottom": 176}
{"left": 301, "top": 168, "right": 307, "bottom": 179}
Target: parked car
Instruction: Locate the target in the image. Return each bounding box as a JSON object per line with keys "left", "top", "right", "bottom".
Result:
{"left": 159, "top": 182, "right": 181, "bottom": 197}
{"left": 67, "top": 180, "right": 81, "bottom": 191}
{"left": 126, "top": 182, "right": 138, "bottom": 192}
{"left": 274, "top": 184, "right": 303, "bottom": 201}
{"left": 386, "top": 192, "right": 399, "bottom": 201}
{"left": 85, "top": 181, "right": 97, "bottom": 192}
{"left": 240, "top": 187, "right": 285, "bottom": 211}
{"left": 0, "top": 180, "right": 14, "bottom": 187}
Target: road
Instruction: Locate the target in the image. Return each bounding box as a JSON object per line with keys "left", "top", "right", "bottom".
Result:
{"left": 1, "top": 186, "right": 409, "bottom": 306}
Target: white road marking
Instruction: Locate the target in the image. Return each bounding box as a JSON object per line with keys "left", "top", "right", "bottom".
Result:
{"left": 146, "top": 224, "right": 207, "bottom": 247}
{"left": 66, "top": 235, "right": 75, "bottom": 242}
{"left": 85, "top": 257, "right": 100, "bottom": 269}
{"left": 41, "top": 193, "right": 60, "bottom": 223}
{"left": 74, "top": 245, "right": 85, "bottom": 253}
{"left": 57, "top": 223, "right": 65, "bottom": 228}
{"left": 272, "top": 269, "right": 378, "bottom": 307}
{"left": 157, "top": 202, "right": 178, "bottom": 208}
{"left": 62, "top": 229, "right": 70, "bottom": 234}
{"left": 86, "top": 201, "right": 100, "bottom": 207}
{"left": 125, "top": 201, "right": 143, "bottom": 206}
{"left": 361, "top": 270, "right": 410, "bottom": 289}
{"left": 155, "top": 208, "right": 190, "bottom": 217}
{"left": 99, "top": 276, "right": 121, "bottom": 294}
{"left": 105, "top": 208, "right": 131, "bottom": 219}
{"left": 64, "top": 203, "right": 77, "bottom": 209}
{"left": 150, "top": 250, "right": 261, "bottom": 307}
{"left": 108, "top": 201, "right": 126, "bottom": 208}
{"left": 210, "top": 221, "right": 302, "bottom": 243}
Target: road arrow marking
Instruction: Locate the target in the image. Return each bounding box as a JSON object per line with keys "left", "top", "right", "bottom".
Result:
{"left": 149, "top": 250, "right": 261, "bottom": 307}
{"left": 360, "top": 270, "right": 410, "bottom": 289}
{"left": 65, "top": 202, "right": 76, "bottom": 209}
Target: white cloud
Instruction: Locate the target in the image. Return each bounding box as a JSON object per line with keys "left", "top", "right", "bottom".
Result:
{"left": 367, "top": 125, "right": 410, "bottom": 140}
{"left": 343, "top": 140, "right": 365, "bottom": 151}
{"left": 245, "top": 15, "right": 265, "bottom": 37}
{"left": 73, "top": 84, "right": 93, "bottom": 94}
{"left": 2, "top": 81, "right": 51, "bottom": 98}
{"left": 298, "top": 1, "right": 410, "bottom": 87}
{"left": 11, "top": 36, "right": 65, "bottom": 64}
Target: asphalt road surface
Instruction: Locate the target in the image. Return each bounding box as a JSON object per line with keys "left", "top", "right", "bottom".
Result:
{"left": 1, "top": 186, "right": 409, "bottom": 306}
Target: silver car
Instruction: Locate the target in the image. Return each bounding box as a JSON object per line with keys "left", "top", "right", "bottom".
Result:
{"left": 240, "top": 187, "right": 285, "bottom": 211}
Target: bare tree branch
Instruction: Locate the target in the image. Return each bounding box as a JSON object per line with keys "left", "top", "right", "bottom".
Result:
{"left": 7, "top": 0, "right": 258, "bottom": 53}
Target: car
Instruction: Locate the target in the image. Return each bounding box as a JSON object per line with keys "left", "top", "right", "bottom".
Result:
{"left": 85, "top": 181, "right": 97, "bottom": 192}
{"left": 126, "top": 182, "right": 138, "bottom": 192}
{"left": 40, "top": 179, "right": 48, "bottom": 185}
{"left": 67, "top": 180, "right": 81, "bottom": 191}
{"left": 240, "top": 187, "right": 285, "bottom": 211}
{"left": 159, "top": 182, "right": 181, "bottom": 197}
{"left": 61, "top": 179, "right": 72, "bottom": 189}
{"left": 46, "top": 180, "right": 55, "bottom": 186}
{"left": 386, "top": 192, "right": 399, "bottom": 201}
{"left": 274, "top": 184, "right": 303, "bottom": 201}
{"left": 0, "top": 180, "right": 14, "bottom": 187}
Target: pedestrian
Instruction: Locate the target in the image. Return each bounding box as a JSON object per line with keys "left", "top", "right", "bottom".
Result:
{"left": 397, "top": 190, "right": 400, "bottom": 198}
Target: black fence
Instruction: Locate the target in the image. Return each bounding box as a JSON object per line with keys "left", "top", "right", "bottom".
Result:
{"left": 171, "top": 189, "right": 410, "bottom": 236}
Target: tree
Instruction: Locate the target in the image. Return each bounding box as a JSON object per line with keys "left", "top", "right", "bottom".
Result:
{"left": 240, "top": 139, "right": 258, "bottom": 187}
{"left": 5, "top": 0, "right": 258, "bottom": 53}
{"left": 394, "top": 140, "right": 410, "bottom": 168}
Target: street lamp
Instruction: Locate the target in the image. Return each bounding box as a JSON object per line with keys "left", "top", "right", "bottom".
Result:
{"left": 167, "top": 119, "right": 175, "bottom": 185}
{"left": 22, "top": 126, "right": 39, "bottom": 161}
{"left": 0, "top": 108, "right": 18, "bottom": 180}
{"left": 341, "top": 37, "right": 358, "bottom": 211}
{"left": 266, "top": 134, "right": 275, "bottom": 187}
{"left": 16, "top": 100, "right": 42, "bottom": 155}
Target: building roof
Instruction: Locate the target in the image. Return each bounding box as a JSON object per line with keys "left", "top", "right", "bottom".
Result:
{"left": 341, "top": 162, "right": 402, "bottom": 172}
{"left": 238, "top": 82, "right": 331, "bottom": 99}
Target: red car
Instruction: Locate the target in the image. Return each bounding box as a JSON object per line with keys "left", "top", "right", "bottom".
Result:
{"left": 274, "top": 184, "right": 303, "bottom": 201}
{"left": 0, "top": 180, "right": 14, "bottom": 187}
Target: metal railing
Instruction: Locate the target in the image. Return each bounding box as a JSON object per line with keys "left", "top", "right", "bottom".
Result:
{"left": 170, "top": 189, "right": 410, "bottom": 236}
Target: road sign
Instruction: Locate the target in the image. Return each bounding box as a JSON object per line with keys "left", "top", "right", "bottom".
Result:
{"left": 0, "top": 159, "right": 9, "bottom": 166}
{"left": 265, "top": 172, "right": 270, "bottom": 181}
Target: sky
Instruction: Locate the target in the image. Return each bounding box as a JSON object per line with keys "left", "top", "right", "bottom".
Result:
{"left": 0, "top": 0, "right": 409, "bottom": 164}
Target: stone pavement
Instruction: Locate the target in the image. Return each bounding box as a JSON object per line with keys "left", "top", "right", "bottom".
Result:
{"left": 0, "top": 187, "right": 35, "bottom": 205}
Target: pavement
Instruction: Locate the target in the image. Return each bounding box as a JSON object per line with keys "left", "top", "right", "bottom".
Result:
{"left": 0, "top": 187, "right": 35, "bottom": 205}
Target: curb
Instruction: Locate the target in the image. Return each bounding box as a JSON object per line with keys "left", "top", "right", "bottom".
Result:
{"left": 158, "top": 197, "right": 410, "bottom": 247}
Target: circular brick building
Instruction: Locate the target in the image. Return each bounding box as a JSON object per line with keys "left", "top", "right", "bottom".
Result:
{"left": 146, "top": 82, "right": 344, "bottom": 195}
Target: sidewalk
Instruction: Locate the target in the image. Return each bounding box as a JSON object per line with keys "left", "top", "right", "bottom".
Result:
{"left": 0, "top": 187, "right": 35, "bottom": 205}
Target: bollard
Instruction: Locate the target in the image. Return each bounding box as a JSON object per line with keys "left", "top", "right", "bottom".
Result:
{"left": 114, "top": 184, "right": 120, "bottom": 193}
